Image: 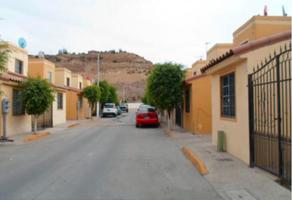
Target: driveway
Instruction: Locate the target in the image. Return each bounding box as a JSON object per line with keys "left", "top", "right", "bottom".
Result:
{"left": 0, "top": 111, "right": 222, "bottom": 200}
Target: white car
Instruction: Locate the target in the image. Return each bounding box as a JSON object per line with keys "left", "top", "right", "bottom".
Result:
{"left": 102, "top": 103, "right": 118, "bottom": 117}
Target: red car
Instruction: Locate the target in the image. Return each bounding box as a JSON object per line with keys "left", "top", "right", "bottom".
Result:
{"left": 136, "top": 105, "right": 160, "bottom": 128}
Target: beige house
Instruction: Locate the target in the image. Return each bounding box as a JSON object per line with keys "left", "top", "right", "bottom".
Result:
{"left": 0, "top": 42, "right": 32, "bottom": 137}
{"left": 28, "top": 58, "right": 67, "bottom": 128}
{"left": 201, "top": 16, "right": 291, "bottom": 167}
{"left": 55, "top": 68, "right": 91, "bottom": 120}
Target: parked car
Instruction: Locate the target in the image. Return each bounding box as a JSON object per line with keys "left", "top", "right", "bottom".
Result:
{"left": 119, "top": 103, "right": 128, "bottom": 112}
{"left": 136, "top": 105, "right": 159, "bottom": 128}
{"left": 102, "top": 103, "right": 118, "bottom": 117}
{"left": 117, "top": 106, "right": 122, "bottom": 115}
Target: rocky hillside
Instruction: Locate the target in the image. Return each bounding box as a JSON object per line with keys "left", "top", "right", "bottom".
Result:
{"left": 45, "top": 50, "right": 153, "bottom": 102}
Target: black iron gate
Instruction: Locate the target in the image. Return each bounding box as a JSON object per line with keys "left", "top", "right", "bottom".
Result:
{"left": 248, "top": 43, "right": 291, "bottom": 185}
{"left": 37, "top": 105, "right": 53, "bottom": 130}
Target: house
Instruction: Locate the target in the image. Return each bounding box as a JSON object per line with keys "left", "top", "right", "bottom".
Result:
{"left": 0, "top": 42, "right": 32, "bottom": 137}
{"left": 183, "top": 59, "right": 212, "bottom": 134}
{"left": 55, "top": 68, "right": 91, "bottom": 120}
{"left": 28, "top": 57, "right": 67, "bottom": 128}
{"left": 201, "top": 15, "right": 291, "bottom": 182}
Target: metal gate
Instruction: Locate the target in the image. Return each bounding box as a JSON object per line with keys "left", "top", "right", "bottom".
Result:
{"left": 37, "top": 105, "right": 53, "bottom": 130}
{"left": 248, "top": 43, "right": 291, "bottom": 185}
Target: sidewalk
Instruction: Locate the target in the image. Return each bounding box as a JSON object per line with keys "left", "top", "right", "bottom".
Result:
{"left": 10, "top": 118, "right": 100, "bottom": 144}
{"left": 170, "top": 126, "right": 291, "bottom": 200}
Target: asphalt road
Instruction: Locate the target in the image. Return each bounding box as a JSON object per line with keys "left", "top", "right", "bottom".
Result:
{"left": 0, "top": 111, "right": 222, "bottom": 200}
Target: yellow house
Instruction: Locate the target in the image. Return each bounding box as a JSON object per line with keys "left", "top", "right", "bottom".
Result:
{"left": 55, "top": 68, "right": 91, "bottom": 120}
{"left": 183, "top": 59, "right": 212, "bottom": 134}
{"left": 0, "top": 42, "right": 32, "bottom": 137}
{"left": 28, "top": 57, "right": 67, "bottom": 128}
{"left": 201, "top": 15, "right": 291, "bottom": 180}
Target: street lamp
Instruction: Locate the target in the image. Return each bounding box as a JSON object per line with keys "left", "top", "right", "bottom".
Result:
{"left": 96, "top": 53, "right": 100, "bottom": 117}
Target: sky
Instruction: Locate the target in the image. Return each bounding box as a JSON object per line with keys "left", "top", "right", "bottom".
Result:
{"left": 0, "top": 0, "right": 291, "bottom": 67}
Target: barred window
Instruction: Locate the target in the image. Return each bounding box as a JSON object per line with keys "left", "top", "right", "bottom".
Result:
{"left": 220, "top": 72, "right": 235, "bottom": 118}
{"left": 13, "top": 89, "right": 25, "bottom": 115}
{"left": 15, "top": 59, "right": 23, "bottom": 74}
{"left": 57, "top": 93, "right": 63, "bottom": 110}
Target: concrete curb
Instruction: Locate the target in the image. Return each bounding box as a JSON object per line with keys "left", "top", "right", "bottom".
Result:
{"left": 181, "top": 146, "right": 208, "bottom": 175}
{"left": 23, "top": 131, "right": 50, "bottom": 142}
{"left": 163, "top": 128, "right": 175, "bottom": 138}
{"left": 67, "top": 123, "right": 80, "bottom": 128}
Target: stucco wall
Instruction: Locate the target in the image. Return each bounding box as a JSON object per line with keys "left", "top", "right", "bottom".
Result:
{"left": 211, "top": 62, "right": 250, "bottom": 164}
{"left": 52, "top": 92, "right": 66, "bottom": 126}
{"left": 72, "top": 74, "right": 83, "bottom": 89}
{"left": 183, "top": 75, "right": 212, "bottom": 134}
{"left": 55, "top": 68, "right": 72, "bottom": 86}
{"left": 0, "top": 84, "right": 32, "bottom": 136}
{"left": 233, "top": 16, "right": 291, "bottom": 47}
{"left": 5, "top": 43, "right": 28, "bottom": 76}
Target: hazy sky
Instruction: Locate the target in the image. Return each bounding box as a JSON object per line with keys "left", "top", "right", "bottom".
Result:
{"left": 0, "top": 0, "right": 291, "bottom": 66}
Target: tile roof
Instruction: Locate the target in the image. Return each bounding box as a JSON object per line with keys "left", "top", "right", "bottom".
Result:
{"left": 201, "top": 31, "right": 291, "bottom": 73}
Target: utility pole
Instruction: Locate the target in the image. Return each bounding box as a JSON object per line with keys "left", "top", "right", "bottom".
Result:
{"left": 97, "top": 53, "right": 100, "bottom": 86}
{"left": 96, "top": 53, "right": 100, "bottom": 117}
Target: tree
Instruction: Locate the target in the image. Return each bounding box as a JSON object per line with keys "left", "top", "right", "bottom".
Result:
{"left": 83, "top": 85, "right": 101, "bottom": 119}
{"left": 20, "top": 77, "right": 55, "bottom": 133}
{"left": 99, "top": 80, "right": 110, "bottom": 106}
{"left": 147, "top": 62, "right": 184, "bottom": 128}
{"left": 0, "top": 45, "right": 9, "bottom": 73}
{"left": 107, "top": 85, "right": 118, "bottom": 104}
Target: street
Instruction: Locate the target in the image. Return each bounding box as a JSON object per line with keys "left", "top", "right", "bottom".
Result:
{"left": 0, "top": 111, "right": 222, "bottom": 200}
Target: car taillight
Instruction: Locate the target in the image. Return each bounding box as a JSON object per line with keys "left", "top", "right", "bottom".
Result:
{"left": 148, "top": 112, "right": 158, "bottom": 118}
{"left": 137, "top": 113, "right": 144, "bottom": 119}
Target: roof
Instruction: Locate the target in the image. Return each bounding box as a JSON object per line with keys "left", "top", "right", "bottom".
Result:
{"left": 201, "top": 31, "right": 291, "bottom": 73}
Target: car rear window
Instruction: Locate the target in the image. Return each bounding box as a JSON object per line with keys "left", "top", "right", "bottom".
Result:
{"left": 104, "top": 104, "right": 114, "bottom": 108}
{"left": 139, "top": 106, "right": 155, "bottom": 113}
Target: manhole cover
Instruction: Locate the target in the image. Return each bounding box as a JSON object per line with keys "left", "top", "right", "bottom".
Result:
{"left": 226, "top": 189, "right": 256, "bottom": 200}
{"left": 216, "top": 158, "right": 233, "bottom": 162}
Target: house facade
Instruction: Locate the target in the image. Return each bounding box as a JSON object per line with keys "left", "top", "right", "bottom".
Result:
{"left": 200, "top": 16, "right": 291, "bottom": 181}
{"left": 0, "top": 42, "right": 32, "bottom": 137}
{"left": 28, "top": 58, "right": 67, "bottom": 129}
{"left": 55, "top": 69, "right": 91, "bottom": 120}
{"left": 183, "top": 59, "right": 212, "bottom": 134}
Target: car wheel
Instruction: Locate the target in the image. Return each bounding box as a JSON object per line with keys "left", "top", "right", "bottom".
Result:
{"left": 136, "top": 124, "right": 139, "bottom": 128}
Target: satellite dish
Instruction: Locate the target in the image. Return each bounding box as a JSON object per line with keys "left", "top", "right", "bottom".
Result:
{"left": 18, "top": 37, "right": 27, "bottom": 48}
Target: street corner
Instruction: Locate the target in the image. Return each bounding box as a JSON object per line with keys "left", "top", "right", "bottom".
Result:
{"left": 23, "top": 131, "right": 50, "bottom": 142}
{"left": 181, "top": 146, "right": 208, "bottom": 175}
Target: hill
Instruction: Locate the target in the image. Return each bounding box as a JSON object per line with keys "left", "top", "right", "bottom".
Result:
{"left": 45, "top": 50, "right": 153, "bottom": 102}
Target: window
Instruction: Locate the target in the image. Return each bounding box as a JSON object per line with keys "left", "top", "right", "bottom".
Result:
{"left": 48, "top": 72, "right": 52, "bottom": 83}
{"left": 78, "top": 96, "right": 83, "bottom": 109}
{"left": 15, "top": 59, "right": 23, "bottom": 74}
{"left": 66, "top": 77, "right": 70, "bottom": 87}
{"left": 79, "top": 82, "right": 82, "bottom": 89}
{"left": 13, "top": 89, "right": 25, "bottom": 115}
{"left": 57, "top": 93, "right": 63, "bottom": 109}
{"left": 185, "top": 86, "right": 191, "bottom": 113}
{"left": 220, "top": 72, "right": 235, "bottom": 118}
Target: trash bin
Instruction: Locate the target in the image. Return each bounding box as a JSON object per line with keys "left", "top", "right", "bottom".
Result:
{"left": 217, "top": 130, "right": 226, "bottom": 152}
